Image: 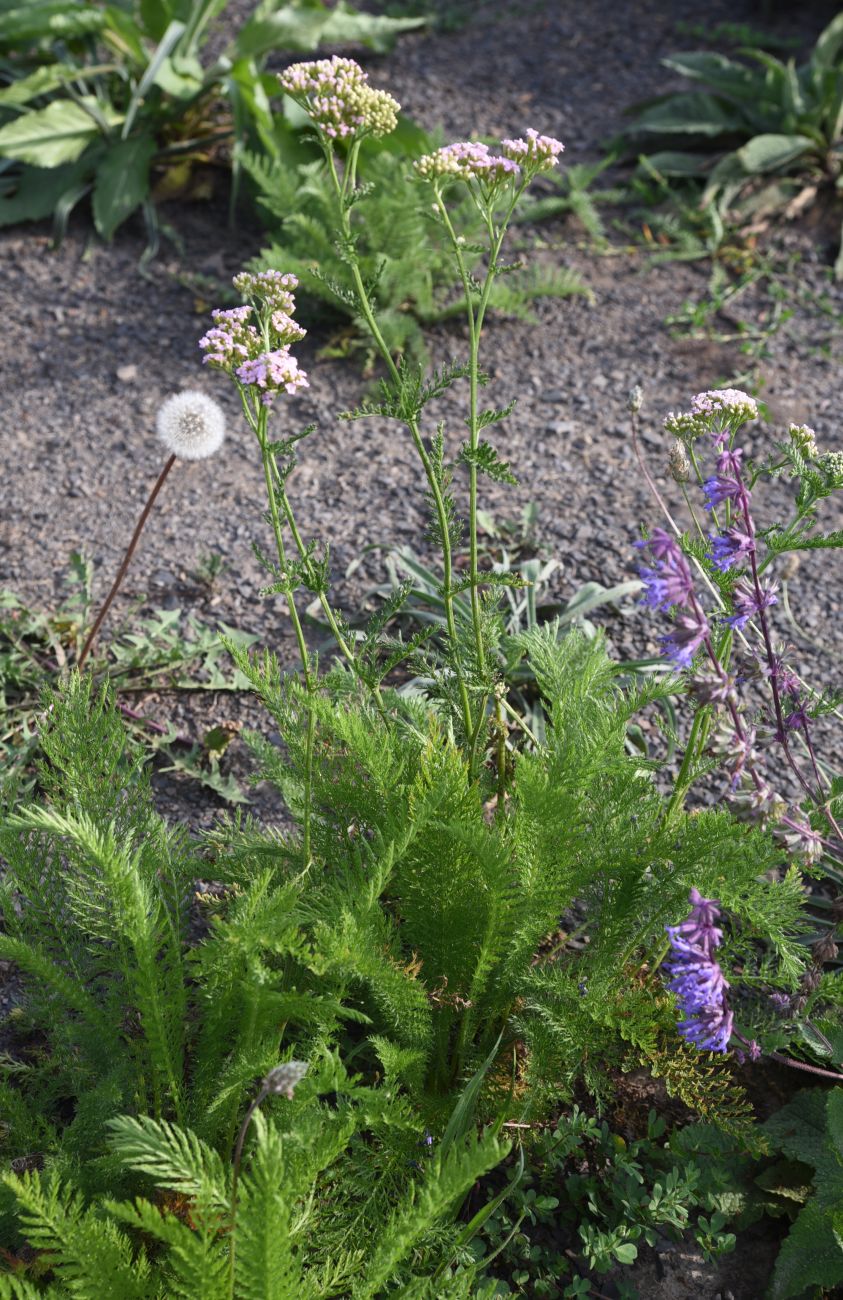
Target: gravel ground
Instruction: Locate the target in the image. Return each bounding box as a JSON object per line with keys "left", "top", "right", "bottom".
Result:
{"left": 1, "top": 4, "right": 842, "bottom": 1289}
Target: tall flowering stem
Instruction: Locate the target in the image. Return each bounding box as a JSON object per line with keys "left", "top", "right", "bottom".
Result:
{"left": 278, "top": 57, "right": 565, "bottom": 761}
{"left": 418, "top": 133, "right": 564, "bottom": 762}
{"left": 200, "top": 273, "right": 321, "bottom": 864}
{"left": 638, "top": 389, "right": 842, "bottom": 867}
{"left": 316, "top": 131, "right": 475, "bottom": 743}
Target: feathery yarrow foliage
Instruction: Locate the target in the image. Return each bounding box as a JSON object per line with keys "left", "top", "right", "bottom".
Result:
{"left": 1, "top": 56, "right": 839, "bottom": 1300}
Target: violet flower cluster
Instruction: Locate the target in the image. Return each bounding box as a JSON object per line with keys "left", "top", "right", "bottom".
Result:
{"left": 636, "top": 389, "right": 828, "bottom": 865}
{"left": 278, "top": 56, "right": 399, "bottom": 140}
{"left": 664, "top": 888, "right": 734, "bottom": 1053}
{"left": 199, "top": 271, "right": 308, "bottom": 407}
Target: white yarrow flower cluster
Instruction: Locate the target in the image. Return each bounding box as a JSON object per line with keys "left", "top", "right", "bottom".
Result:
{"left": 157, "top": 391, "right": 225, "bottom": 461}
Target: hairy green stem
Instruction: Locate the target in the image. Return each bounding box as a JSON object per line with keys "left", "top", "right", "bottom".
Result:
{"left": 255, "top": 409, "right": 315, "bottom": 865}
{"left": 324, "top": 144, "right": 473, "bottom": 738}
{"left": 434, "top": 185, "right": 524, "bottom": 769}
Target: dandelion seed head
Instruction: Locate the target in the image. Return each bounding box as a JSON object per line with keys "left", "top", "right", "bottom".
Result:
{"left": 264, "top": 1060, "right": 308, "bottom": 1099}
{"left": 156, "top": 390, "right": 225, "bottom": 461}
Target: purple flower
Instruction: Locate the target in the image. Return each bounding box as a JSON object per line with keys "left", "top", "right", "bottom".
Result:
{"left": 639, "top": 560, "right": 695, "bottom": 612}
{"left": 784, "top": 703, "right": 810, "bottom": 732}
{"left": 664, "top": 889, "right": 733, "bottom": 1054}
{"left": 638, "top": 529, "right": 695, "bottom": 611}
{"left": 703, "top": 475, "right": 741, "bottom": 511}
{"left": 688, "top": 672, "right": 736, "bottom": 707}
{"left": 716, "top": 447, "right": 744, "bottom": 477}
{"left": 708, "top": 527, "right": 754, "bottom": 572}
{"left": 679, "top": 1004, "right": 734, "bottom": 1053}
{"left": 767, "top": 655, "right": 801, "bottom": 697}
{"left": 660, "top": 611, "right": 708, "bottom": 667}
{"left": 668, "top": 887, "right": 723, "bottom": 954}
{"left": 727, "top": 579, "right": 779, "bottom": 630}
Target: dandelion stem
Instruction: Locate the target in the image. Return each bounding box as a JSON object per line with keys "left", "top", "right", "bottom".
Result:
{"left": 229, "top": 1086, "right": 268, "bottom": 1298}
{"left": 77, "top": 454, "right": 176, "bottom": 669}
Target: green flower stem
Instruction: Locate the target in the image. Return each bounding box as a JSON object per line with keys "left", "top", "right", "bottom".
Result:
{"left": 324, "top": 143, "right": 473, "bottom": 739}
{"left": 665, "top": 627, "right": 731, "bottom": 820}
{"left": 254, "top": 406, "right": 315, "bottom": 865}
{"left": 665, "top": 703, "right": 710, "bottom": 821}
{"left": 680, "top": 481, "right": 707, "bottom": 544}
{"left": 434, "top": 186, "right": 524, "bottom": 767}
{"left": 266, "top": 455, "right": 387, "bottom": 714}
{"left": 228, "top": 1084, "right": 268, "bottom": 1299}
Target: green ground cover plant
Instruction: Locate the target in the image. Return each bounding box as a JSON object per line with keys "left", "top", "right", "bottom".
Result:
{"left": 0, "top": 0, "right": 419, "bottom": 244}
{"left": 1, "top": 50, "right": 843, "bottom": 1300}
{"left": 618, "top": 11, "right": 843, "bottom": 275}
{"left": 0, "top": 553, "right": 256, "bottom": 803}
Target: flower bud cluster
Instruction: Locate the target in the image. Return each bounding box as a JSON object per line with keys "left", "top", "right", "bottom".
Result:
{"left": 278, "top": 56, "right": 399, "bottom": 140}
{"left": 500, "top": 127, "right": 564, "bottom": 173}
{"left": 199, "top": 273, "right": 308, "bottom": 407}
{"left": 820, "top": 450, "right": 843, "bottom": 486}
{"left": 414, "top": 140, "right": 520, "bottom": 186}
{"left": 233, "top": 269, "right": 299, "bottom": 314}
{"left": 665, "top": 387, "right": 758, "bottom": 442}
{"left": 788, "top": 422, "right": 818, "bottom": 458}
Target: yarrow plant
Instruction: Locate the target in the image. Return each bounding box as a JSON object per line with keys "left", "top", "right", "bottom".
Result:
{"left": 8, "top": 56, "right": 843, "bottom": 1300}
{"left": 210, "top": 54, "right": 567, "bottom": 783}
{"left": 278, "top": 55, "right": 400, "bottom": 139}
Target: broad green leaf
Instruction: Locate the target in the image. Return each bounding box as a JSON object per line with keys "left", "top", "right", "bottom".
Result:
{"left": 763, "top": 1089, "right": 832, "bottom": 1172}
{"left": 662, "top": 52, "right": 762, "bottom": 103}
{"left": 234, "top": 0, "right": 422, "bottom": 61}
{"left": 152, "top": 53, "right": 204, "bottom": 99}
{"left": 318, "top": 1, "right": 424, "bottom": 54}
{"left": 736, "top": 132, "right": 814, "bottom": 173}
{"left": 631, "top": 91, "right": 742, "bottom": 138}
{"left": 812, "top": 11, "right": 843, "bottom": 73}
{"left": 770, "top": 1199, "right": 843, "bottom": 1300}
{"left": 138, "top": 0, "right": 175, "bottom": 42}
{"left": 92, "top": 133, "right": 155, "bottom": 238}
{"left": 0, "top": 1, "right": 105, "bottom": 43}
{"left": 0, "top": 66, "right": 69, "bottom": 108}
{"left": 636, "top": 149, "right": 711, "bottom": 177}
{"left": 0, "top": 98, "right": 121, "bottom": 168}
{"left": 0, "top": 159, "right": 91, "bottom": 227}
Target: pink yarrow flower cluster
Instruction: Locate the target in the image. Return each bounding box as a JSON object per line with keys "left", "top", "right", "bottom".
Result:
{"left": 278, "top": 56, "right": 399, "bottom": 139}
{"left": 501, "top": 128, "right": 564, "bottom": 172}
{"left": 199, "top": 271, "right": 309, "bottom": 407}
{"left": 665, "top": 387, "right": 758, "bottom": 440}
{"left": 414, "top": 140, "right": 520, "bottom": 185}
